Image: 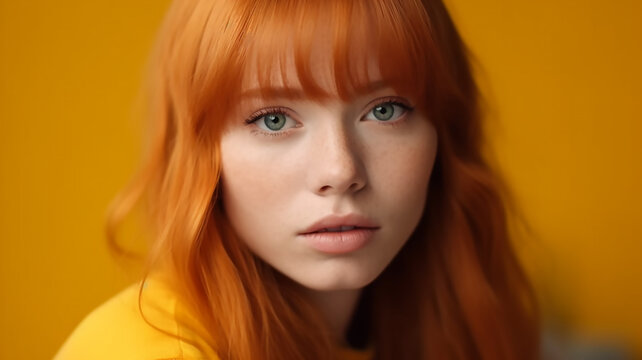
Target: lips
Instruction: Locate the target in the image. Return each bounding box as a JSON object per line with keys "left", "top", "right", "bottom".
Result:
{"left": 300, "top": 214, "right": 380, "bottom": 235}
{"left": 314, "top": 225, "right": 357, "bottom": 233}
{"left": 299, "top": 214, "right": 380, "bottom": 254}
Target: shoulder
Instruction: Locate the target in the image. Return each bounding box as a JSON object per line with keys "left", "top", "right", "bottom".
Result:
{"left": 54, "top": 278, "right": 216, "bottom": 360}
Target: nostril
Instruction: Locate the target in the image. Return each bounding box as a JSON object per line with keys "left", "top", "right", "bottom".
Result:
{"left": 319, "top": 185, "right": 332, "bottom": 192}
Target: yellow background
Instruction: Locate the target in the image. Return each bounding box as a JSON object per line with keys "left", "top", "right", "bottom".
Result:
{"left": 0, "top": 0, "right": 640, "bottom": 358}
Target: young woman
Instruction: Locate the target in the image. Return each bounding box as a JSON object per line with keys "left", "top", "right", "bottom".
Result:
{"left": 56, "top": 0, "right": 539, "bottom": 359}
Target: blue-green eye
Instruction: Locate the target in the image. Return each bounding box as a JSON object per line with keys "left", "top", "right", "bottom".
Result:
{"left": 246, "top": 108, "right": 298, "bottom": 132}
{"left": 373, "top": 104, "right": 395, "bottom": 121}
{"left": 262, "top": 113, "right": 287, "bottom": 130}
{"left": 365, "top": 101, "right": 410, "bottom": 122}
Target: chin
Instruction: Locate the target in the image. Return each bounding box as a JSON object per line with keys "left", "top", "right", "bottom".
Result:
{"left": 292, "top": 265, "right": 383, "bottom": 292}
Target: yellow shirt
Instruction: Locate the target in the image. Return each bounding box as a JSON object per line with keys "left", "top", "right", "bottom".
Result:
{"left": 55, "top": 278, "right": 373, "bottom": 360}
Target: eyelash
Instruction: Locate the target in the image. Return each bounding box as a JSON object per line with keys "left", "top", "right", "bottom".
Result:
{"left": 244, "top": 107, "right": 298, "bottom": 137}
{"left": 365, "top": 97, "right": 414, "bottom": 125}
{"left": 244, "top": 97, "right": 415, "bottom": 136}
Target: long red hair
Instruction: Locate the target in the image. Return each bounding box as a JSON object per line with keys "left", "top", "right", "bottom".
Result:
{"left": 107, "top": 0, "right": 539, "bottom": 358}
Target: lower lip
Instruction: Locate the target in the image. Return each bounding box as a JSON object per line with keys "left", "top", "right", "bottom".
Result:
{"left": 302, "top": 228, "right": 377, "bottom": 254}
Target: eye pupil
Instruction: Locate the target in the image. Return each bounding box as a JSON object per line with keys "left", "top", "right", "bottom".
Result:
{"left": 264, "top": 114, "right": 286, "bottom": 130}
{"left": 373, "top": 104, "right": 394, "bottom": 121}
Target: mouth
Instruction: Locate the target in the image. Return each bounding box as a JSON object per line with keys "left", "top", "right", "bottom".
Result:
{"left": 299, "top": 214, "right": 380, "bottom": 254}
{"left": 307, "top": 225, "right": 370, "bottom": 234}
{"left": 300, "top": 214, "right": 380, "bottom": 235}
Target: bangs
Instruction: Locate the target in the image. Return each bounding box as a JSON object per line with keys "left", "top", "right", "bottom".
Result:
{"left": 165, "top": 0, "right": 450, "bottom": 136}
{"left": 175, "top": 0, "right": 445, "bottom": 133}
{"left": 239, "top": 0, "right": 436, "bottom": 101}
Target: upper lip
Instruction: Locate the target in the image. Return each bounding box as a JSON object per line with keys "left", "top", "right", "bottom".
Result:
{"left": 300, "top": 214, "right": 380, "bottom": 234}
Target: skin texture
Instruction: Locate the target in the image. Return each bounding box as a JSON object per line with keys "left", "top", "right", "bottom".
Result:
{"left": 219, "top": 45, "right": 438, "bottom": 340}
{"left": 221, "top": 91, "right": 437, "bottom": 291}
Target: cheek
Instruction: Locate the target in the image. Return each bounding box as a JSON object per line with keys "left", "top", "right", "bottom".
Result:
{"left": 220, "top": 135, "right": 261, "bottom": 234}
{"left": 219, "top": 134, "right": 301, "bottom": 239}
{"left": 368, "top": 124, "right": 437, "bottom": 223}
{"left": 222, "top": 155, "right": 280, "bottom": 207}
{"left": 362, "top": 123, "right": 437, "bottom": 242}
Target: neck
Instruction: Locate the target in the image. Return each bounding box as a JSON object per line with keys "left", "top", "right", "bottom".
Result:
{"left": 303, "top": 287, "right": 363, "bottom": 344}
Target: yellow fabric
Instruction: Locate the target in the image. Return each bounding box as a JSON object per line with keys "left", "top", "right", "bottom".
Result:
{"left": 55, "top": 278, "right": 373, "bottom": 360}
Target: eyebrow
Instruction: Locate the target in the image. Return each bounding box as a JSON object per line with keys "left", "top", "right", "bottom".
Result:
{"left": 239, "top": 80, "right": 390, "bottom": 100}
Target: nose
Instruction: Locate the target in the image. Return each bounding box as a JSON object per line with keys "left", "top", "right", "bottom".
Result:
{"left": 311, "top": 126, "right": 367, "bottom": 196}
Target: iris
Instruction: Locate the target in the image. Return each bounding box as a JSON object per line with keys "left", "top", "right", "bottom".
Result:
{"left": 372, "top": 104, "right": 395, "bottom": 121}
{"left": 264, "top": 114, "right": 287, "bottom": 130}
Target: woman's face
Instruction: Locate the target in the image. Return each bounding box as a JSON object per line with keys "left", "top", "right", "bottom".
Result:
{"left": 220, "top": 54, "right": 438, "bottom": 291}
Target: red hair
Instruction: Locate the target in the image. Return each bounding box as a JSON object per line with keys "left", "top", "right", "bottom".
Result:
{"left": 107, "top": 0, "right": 539, "bottom": 358}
